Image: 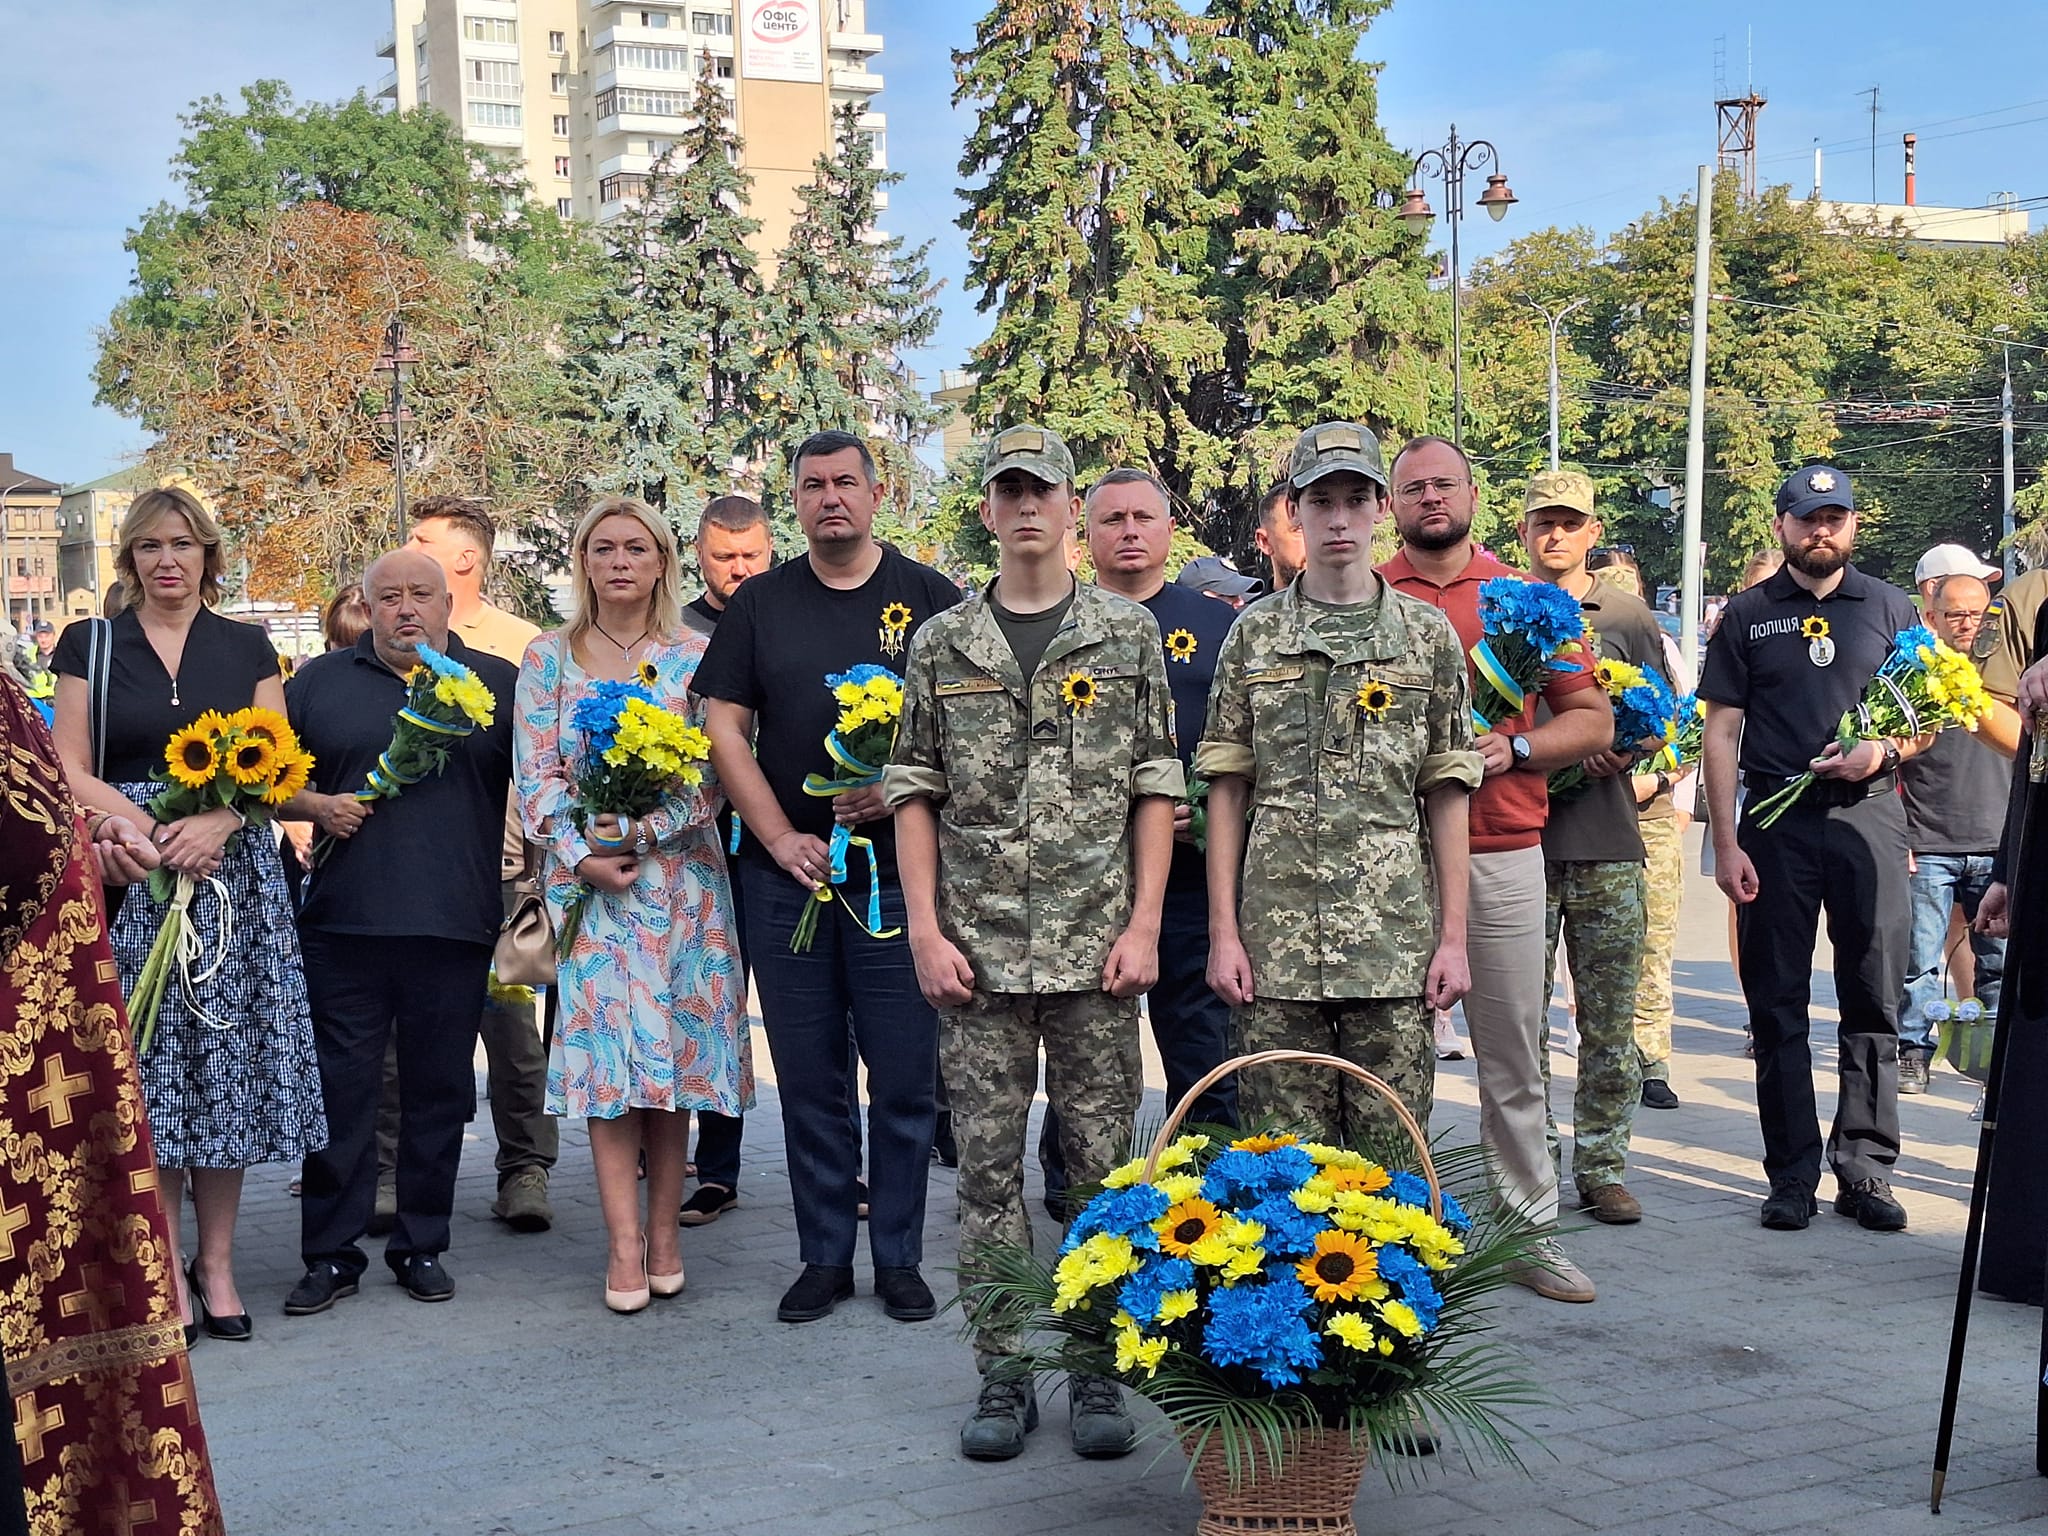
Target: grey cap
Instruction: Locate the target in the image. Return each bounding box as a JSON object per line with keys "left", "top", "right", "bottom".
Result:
{"left": 1286, "top": 421, "right": 1388, "bottom": 491}
{"left": 1176, "top": 555, "right": 1264, "bottom": 601}
{"left": 980, "top": 424, "right": 1076, "bottom": 488}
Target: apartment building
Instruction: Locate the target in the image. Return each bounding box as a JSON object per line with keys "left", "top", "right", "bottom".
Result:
{"left": 378, "top": 0, "right": 886, "bottom": 263}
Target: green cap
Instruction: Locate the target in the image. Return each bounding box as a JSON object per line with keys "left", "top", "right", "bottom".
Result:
{"left": 1286, "top": 421, "right": 1388, "bottom": 491}
{"left": 980, "top": 424, "right": 1076, "bottom": 488}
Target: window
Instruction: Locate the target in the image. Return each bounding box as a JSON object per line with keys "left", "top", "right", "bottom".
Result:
{"left": 549, "top": 29, "right": 566, "bottom": 53}
{"left": 554, "top": 154, "right": 572, "bottom": 178}
{"left": 600, "top": 172, "right": 651, "bottom": 203}
{"left": 609, "top": 42, "right": 691, "bottom": 71}
{"left": 462, "top": 15, "right": 516, "bottom": 43}
{"left": 714, "top": 57, "right": 733, "bottom": 78}
{"left": 595, "top": 86, "right": 688, "bottom": 119}
{"left": 468, "top": 58, "right": 522, "bottom": 101}
{"left": 639, "top": 9, "right": 671, "bottom": 26}
{"left": 553, "top": 113, "right": 571, "bottom": 136}
{"left": 692, "top": 11, "right": 733, "bottom": 34}
{"left": 550, "top": 71, "right": 567, "bottom": 94}
{"left": 557, "top": 197, "right": 575, "bottom": 218}
{"left": 468, "top": 100, "right": 523, "bottom": 128}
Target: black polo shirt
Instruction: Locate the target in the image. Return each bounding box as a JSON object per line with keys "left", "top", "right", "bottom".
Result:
{"left": 1140, "top": 579, "right": 1237, "bottom": 890}
{"left": 286, "top": 632, "right": 518, "bottom": 946}
{"left": 1698, "top": 562, "right": 1918, "bottom": 780}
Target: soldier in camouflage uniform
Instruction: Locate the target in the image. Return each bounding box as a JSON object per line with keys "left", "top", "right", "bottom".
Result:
{"left": 884, "top": 424, "right": 1182, "bottom": 1464}
{"left": 1197, "top": 423, "right": 1481, "bottom": 1143}
{"left": 1521, "top": 471, "right": 1665, "bottom": 1224}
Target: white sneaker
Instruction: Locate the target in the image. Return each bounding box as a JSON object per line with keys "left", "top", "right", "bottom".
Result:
{"left": 1507, "top": 1236, "right": 1596, "bottom": 1304}
{"left": 1433, "top": 1011, "right": 1467, "bottom": 1061}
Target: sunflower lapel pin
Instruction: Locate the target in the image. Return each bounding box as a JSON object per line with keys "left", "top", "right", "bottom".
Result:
{"left": 1355, "top": 677, "right": 1395, "bottom": 721}
{"left": 1061, "top": 668, "right": 1099, "bottom": 714}
{"left": 878, "top": 601, "right": 912, "bottom": 658}
{"left": 1801, "top": 615, "right": 1834, "bottom": 668}
{"left": 1164, "top": 628, "right": 1198, "bottom": 665}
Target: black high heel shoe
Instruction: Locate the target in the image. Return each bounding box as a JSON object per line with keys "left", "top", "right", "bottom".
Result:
{"left": 187, "top": 1257, "right": 252, "bottom": 1343}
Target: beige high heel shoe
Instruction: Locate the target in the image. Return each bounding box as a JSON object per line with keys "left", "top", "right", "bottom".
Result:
{"left": 648, "top": 1257, "right": 685, "bottom": 1299}
{"left": 605, "top": 1238, "right": 651, "bottom": 1314}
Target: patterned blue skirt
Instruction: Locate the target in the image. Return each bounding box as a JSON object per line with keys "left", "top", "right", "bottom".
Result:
{"left": 108, "top": 785, "right": 327, "bottom": 1168}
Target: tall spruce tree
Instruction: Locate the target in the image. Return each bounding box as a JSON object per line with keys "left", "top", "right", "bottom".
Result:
{"left": 1185, "top": 0, "right": 1442, "bottom": 556}
{"left": 759, "top": 102, "right": 942, "bottom": 509}
{"left": 952, "top": 1, "right": 1224, "bottom": 510}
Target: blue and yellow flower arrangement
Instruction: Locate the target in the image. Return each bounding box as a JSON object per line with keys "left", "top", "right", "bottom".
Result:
{"left": 791, "top": 665, "right": 906, "bottom": 950}
{"left": 1470, "top": 577, "right": 1587, "bottom": 731}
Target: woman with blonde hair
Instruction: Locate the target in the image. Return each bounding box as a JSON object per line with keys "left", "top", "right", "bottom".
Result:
{"left": 49, "top": 485, "right": 325, "bottom": 1345}
{"left": 514, "top": 495, "right": 751, "bottom": 1312}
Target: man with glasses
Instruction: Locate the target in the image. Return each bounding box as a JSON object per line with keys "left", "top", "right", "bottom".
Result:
{"left": 1894, "top": 573, "right": 2018, "bottom": 1092}
{"left": 1380, "top": 439, "right": 1611, "bottom": 1303}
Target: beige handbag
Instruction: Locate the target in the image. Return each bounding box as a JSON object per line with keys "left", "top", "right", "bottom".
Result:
{"left": 492, "top": 846, "right": 556, "bottom": 989}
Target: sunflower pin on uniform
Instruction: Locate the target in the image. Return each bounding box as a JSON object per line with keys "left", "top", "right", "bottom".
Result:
{"left": 637, "top": 659, "right": 660, "bottom": 687}
{"left": 1061, "top": 668, "right": 1099, "bottom": 713}
{"left": 1164, "top": 628, "right": 1197, "bottom": 665}
{"left": 1802, "top": 615, "right": 1834, "bottom": 668}
{"left": 878, "top": 601, "right": 912, "bottom": 658}
{"left": 1355, "top": 677, "right": 1395, "bottom": 720}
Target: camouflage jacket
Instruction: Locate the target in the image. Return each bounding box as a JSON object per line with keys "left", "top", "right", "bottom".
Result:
{"left": 1193, "top": 577, "right": 1482, "bottom": 1001}
{"left": 883, "top": 581, "right": 1185, "bottom": 993}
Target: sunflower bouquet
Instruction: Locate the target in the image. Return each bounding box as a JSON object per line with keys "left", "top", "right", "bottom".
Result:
{"left": 1548, "top": 659, "right": 1677, "bottom": 798}
{"left": 1747, "top": 624, "right": 1994, "bottom": 829}
{"left": 792, "top": 665, "right": 905, "bottom": 951}
{"left": 129, "top": 707, "right": 314, "bottom": 1051}
{"left": 312, "top": 641, "right": 496, "bottom": 863}
{"left": 556, "top": 668, "right": 711, "bottom": 953}
{"left": 1469, "top": 577, "right": 1587, "bottom": 730}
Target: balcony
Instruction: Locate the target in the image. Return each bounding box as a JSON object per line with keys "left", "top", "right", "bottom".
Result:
{"left": 829, "top": 32, "right": 883, "bottom": 54}
{"left": 375, "top": 28, "right": 397, "bottom": 58}
{"left": 376, "top": 68, "right": 399, "bottom": 100}
{"left": 829, "top": 65, "right": 883, "bottom": 94}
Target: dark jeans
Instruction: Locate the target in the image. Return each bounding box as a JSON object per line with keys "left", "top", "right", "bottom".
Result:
{"left": 299, "top": 931, "right": 492, "bottom": 1275}
{"left": 741, "top": 858, "right": 935, "bottom": 1269}
{"left": 1736, "top": 787, "right": 1907, "bottom": 1191}
{"left": 1041, "top": 877, "right": 1237, "bottom": 1195}
{"left": 1899, "top": 852, "right": 2005, "bottom": 1051}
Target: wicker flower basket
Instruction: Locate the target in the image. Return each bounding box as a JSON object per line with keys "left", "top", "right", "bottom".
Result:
{"left": 1144, "top": 1048, "right": 1441, "bottom": 1536}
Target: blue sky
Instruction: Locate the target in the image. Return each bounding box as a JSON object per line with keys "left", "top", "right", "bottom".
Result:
{"left": 4, "top": 0, "right": 2045, "bottom": 486}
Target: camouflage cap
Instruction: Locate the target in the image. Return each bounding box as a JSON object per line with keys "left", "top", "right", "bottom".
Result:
{"left": 1523, "top": 469, "right": 1596, "bottom": 517}
{"left": 980, "top": 424, "right": 1076, "bottom": 488}
{"left": 1286, "top": 422, "right": 1388, "bottom": 491}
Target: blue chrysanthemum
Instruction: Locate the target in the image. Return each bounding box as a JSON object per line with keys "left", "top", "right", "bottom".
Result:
{"left": 1061, "top": 1184, "right": 1169, "bottom": 1253}
{"left": 1438, "top": 1188, "right": 1471, "bottom": 1232}
{"left": 1203, "top": 1145, "right": 1316, "bottom": 1202}
{"left": 1115, "top": 1256, "right": 1196, "bottom": 1326}
{"left": 828, "top": 663, "right": 903, "bottom": 691}
{"left": 1477, "top": 577, "right": 1585, "bottom": 656}
{"left": 1386, "top": 1170, "right": 1432, "bottom": 1210}
{"left": 1243, "top": 1194, "right": 1325, "bottom": 1257}
{"left": 1203, "top": 1276, "right": 1323, "bottom": 1388}
{"left": 1376, "top": 1246, "right": 1444, "bottom": 1329}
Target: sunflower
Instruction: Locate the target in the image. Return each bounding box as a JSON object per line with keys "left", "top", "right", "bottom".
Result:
{"left": 1296, "top": 1229, "right": 1385, "bottom": 1304}
{"left": 165, "top": 723, "right": 220, "bottom": 789}
{"left": 1355, "top": 679, "right": 1394, "bottom": 719}
{"left": 1320, "top": 1163, "right": 1392, "bottom": 1195}
{"left": 1800, "top": 616, "right": 1829, "bottom": 640}
{"left": 262, "top": 749, "right": 313, "bottom": 807}
{"left": 1061, "top": 669, "right": 1099, "bottom": 712}
{"left": 230, "top": 705, "right": 292, "bottom": 747}
{"left": 1154, "top": 1196, "right": 1223, "bottom": 1257}
{"left": 1164, "top": 628, "right": 1198, "bottom": 664}
{"left": 880, "top": 601, "right": 913, "bottom": 631}
{"left": 225, "top": 734, "right": 278, "bottom": 787}
{"left": 1230, "top": 1131, "right": 1299, "bottom": 1153}
{"left": 637, "top": 660, "right": 660, "bottom": 687}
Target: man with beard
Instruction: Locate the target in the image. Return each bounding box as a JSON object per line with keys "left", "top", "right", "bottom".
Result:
{"left": 1254, "top": 480, "right": 1307, "bottom": 592}
{"left": 1700, "top": 465, "right": 1927, "bottom": 1233}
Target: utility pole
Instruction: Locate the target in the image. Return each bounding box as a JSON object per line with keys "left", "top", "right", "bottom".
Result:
{"left": 1526, "top": 296, "right": 1592, "bottom": 471}
{"left": 1681, "top": 165, "right": 1713, "bottom": 678}
{"left": 1860, "top": 85, "right": 1881, "bottom": 202}
{"left": 1999, "top": 326, "right": 2017, "bottom": 578}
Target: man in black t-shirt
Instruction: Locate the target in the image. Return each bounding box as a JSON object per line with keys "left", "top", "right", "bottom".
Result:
{"left": 694, "top": 432, "right": 961, "bottom": 1326}
{"left": 1700, "top": 465, "right": 1928, "bottom": 1235}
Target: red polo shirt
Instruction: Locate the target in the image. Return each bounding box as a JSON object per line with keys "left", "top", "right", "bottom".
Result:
{"left": 1379, "top": 547, "right": 1599, "bottom": 854}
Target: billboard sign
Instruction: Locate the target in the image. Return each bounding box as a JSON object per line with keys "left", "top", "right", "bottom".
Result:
{"left": 742, "top": 1, "right": 823, "bottom": 84}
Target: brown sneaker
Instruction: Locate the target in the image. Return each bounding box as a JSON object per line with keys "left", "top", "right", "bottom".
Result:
{"left": 1507, "top": 1236, "right": 1596, "bottom": 1303}
{"left": 492, "top": 1167, "right": 554, "bottom": 1233}
{"left": 1578, "top": 1183, "right": 1642, "bottom": 1224}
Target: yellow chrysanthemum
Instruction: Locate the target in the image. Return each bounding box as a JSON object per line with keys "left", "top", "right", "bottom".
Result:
{"left": 1800, "top": 616, "right": 1829, "bottom": 641}
{"left": 1164, "top": 628, "right": 1198, "bottom": 663}
{"left": 1291, "top": 1181, "right": 1336, "bottom": 1214}
{"left": 1324, "top": 1312, "right": 1379, "bottom": 1355}
{"left": 1302, "top": 1142, "right": 1367, "bottom": 1170}
{"left": 224, "top": 734, "right": 277, "bottom": 787}
{"left": 1594, "top": 658, "right": 1646, "bottom": 694}
{"left": 166, "top": 723, "right": 220, "bottom": 789}
{"left": 1230, "top": 1131, "right": 1299, "bottom": 1153}
{"left": 880, "top": 601, "right": 913, "bottom": 631}
{"left": 1355, "top": 679, "right": 1395, "bottom": 719}
{"left": 833, "top": 680, "right": 864, "bottom": 707}
{"left": 1156, "top": 1197, "right": 1223, "bottom": 1257}
{"left": 434, "top": 672, "right": 497, "bottom": 728}
{"left": 1155, "top": 1172, "right": 1204, "bottom": 1204}
{"left": 262, "top": 749, "right": 313, "bottom": 807}
{"left": 1050, "top": 1232, "right": 1141, "bottom": 1311}
{"left": 1296, "top": 1230, "right": 1389, "bottom": 1304}
{"left": 1061, "top": 669, "right": 1098, "bottom": 712}
{"left": 1114, "top": 1323, "right": 1170, "bottom": 1377}
{"left": 1155, "top": 1133, "right": 1209, "bottom": 1169}
{"left": 1157, "top": 1288, "right": 1198, "bottom": 1324}
{"left": 1378, "top": 1299, "right": 1425, "bottom": 1339}
{"left": 1100, "top": 1157, "right": 1146, "bottom": 1190}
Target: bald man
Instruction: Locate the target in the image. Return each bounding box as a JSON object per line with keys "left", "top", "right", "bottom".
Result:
{"left": 280, "top": 550, "right": 520, "bottom": 1314}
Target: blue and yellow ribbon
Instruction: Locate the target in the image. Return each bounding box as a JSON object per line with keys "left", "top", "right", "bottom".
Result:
{"left": 802, "top": 730, "right": 884, "bottom": 795}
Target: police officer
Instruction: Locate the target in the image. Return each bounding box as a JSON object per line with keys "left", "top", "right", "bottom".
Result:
{"left": 1199, "top": 422, "right": 1480, "bottom": 1140}
{"left": 885, "top": 424, "right": 1181, "bottom": 1464}
{"left": 1037, "top": 468, "right": 1238, "bottom": 1214}
{"left": 1700, "top": 463, "right": 1926, "bottom": 1232}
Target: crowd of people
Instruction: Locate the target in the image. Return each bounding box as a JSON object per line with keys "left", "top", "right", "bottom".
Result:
{"left": 4, "top": 415, "right": 2044, "bottom": 1516}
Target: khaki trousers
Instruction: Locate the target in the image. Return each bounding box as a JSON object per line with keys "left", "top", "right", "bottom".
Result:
{"left": 1463, "top": 845, "right": 1559, "bottom": 1225}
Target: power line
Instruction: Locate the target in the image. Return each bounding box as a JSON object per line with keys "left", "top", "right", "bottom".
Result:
{"left": 1708, "top": 294, "right": 2048, "bottom": 353}
{"left": 1758, "top": 95, "right": 2048, "bottom": 165}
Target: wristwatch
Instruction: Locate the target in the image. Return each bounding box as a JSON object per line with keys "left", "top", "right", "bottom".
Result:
{"left": 1654, "top": 770, "right": 1672, "bottom": 798}
{"left": 1510, "top": 735, "right": 1533, "bottom": 768}
{"left": 1878, "top": 738, "right": 1901, "bottom": 774}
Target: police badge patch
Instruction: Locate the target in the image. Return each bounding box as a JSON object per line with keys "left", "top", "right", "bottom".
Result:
{"left": 1800, "top": 615, "right": 1834, "bottom": 668}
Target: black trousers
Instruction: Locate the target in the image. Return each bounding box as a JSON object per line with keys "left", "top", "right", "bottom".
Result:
{"left": 1735, "top": 786, "right": 1907, "bottom": 1190}
{"left": 299, "top": 931, "right": 493, "bottom": 1274}
{"left": 1041, "top": 875, "right": 1238, "bottom": 1195}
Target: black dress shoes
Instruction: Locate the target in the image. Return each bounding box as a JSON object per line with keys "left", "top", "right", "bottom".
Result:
{"left": 283, "top": 1261, "right": 360, "bottom": 1316}
{"left": 188, "top": 1257, "right": 252, "bottom": 1342}
{"left": 777, "top": 1263, "right": 855, "bottom": 1322}
{"left": 874, "top": 1266, "right": 937, "bottom": 1321}
{"left": 390, "top": 1254, "right": 455, "bottom": 1303}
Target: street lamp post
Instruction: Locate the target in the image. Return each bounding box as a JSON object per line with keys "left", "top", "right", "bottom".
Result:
{"left": 1995, "top": 324, "right": 2017, "bottom": 578}
{"left": 373, "top": 318, "right": 419, "bottom": 546}
{"left": 1401, "top": 125, "right": 1517, "bottom": 451}
{"left": 1525, "top": 296, "right": 1592, "bottom": 471}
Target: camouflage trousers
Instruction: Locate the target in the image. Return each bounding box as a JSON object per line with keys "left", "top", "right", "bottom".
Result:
{"left": 1234, "top": 998, "right": 1433, "bottom": 1146}
{"left": 942, "top": 988, "right": 1140, "bottom": 1370}
{"left": 1542, "top": 860, "right": 1647, "bottom": 1192}
{"left": 1633, "top": 816, "right": 1684, "bottom": 1080}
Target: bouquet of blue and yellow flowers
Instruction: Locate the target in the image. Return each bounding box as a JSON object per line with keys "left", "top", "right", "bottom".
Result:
{"left": 1548, "top": 659, "right": 1678, "bottom": 798}
{"left": 557, "top": 669, "right": 711, "bottom": 953}
{"left": 1651, "top": 692, "right": 1705, "bottom": 773}
{"left": 1747, "top": 624, "right": 1993, "bottom": 829}
{"left": 791, "top": 665, "right": 905, "bottom": 951}
{"left": 313, "top": 640, "right": 495, "bottom": 863}
{"left": 1469, "top": 577, "right": 1587, "bottom": 730}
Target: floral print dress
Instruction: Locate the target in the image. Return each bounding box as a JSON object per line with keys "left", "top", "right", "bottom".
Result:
{"left": 513, "top": 629, "right": 752, "bottom": 1120}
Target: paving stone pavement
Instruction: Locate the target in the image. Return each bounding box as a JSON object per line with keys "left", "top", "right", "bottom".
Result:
{"left": 192, "top": 849, "right": 2048, "bottom": 1534}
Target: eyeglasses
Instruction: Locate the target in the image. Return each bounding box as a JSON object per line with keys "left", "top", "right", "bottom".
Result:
{"left": 1938, "top": 609, "right": 1988, "bottom": 625}
{"left": 1394, "top": 477, "right": 1469, "bottom": 500}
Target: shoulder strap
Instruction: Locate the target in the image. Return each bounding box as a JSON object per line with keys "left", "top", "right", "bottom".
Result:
{"left": 86, "top": 617, "right": 112, "bottom": 781}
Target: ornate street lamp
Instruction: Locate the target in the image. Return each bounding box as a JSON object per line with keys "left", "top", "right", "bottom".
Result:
{"left": 1403, "top": 126, "right": 1517, "bottom": 450}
